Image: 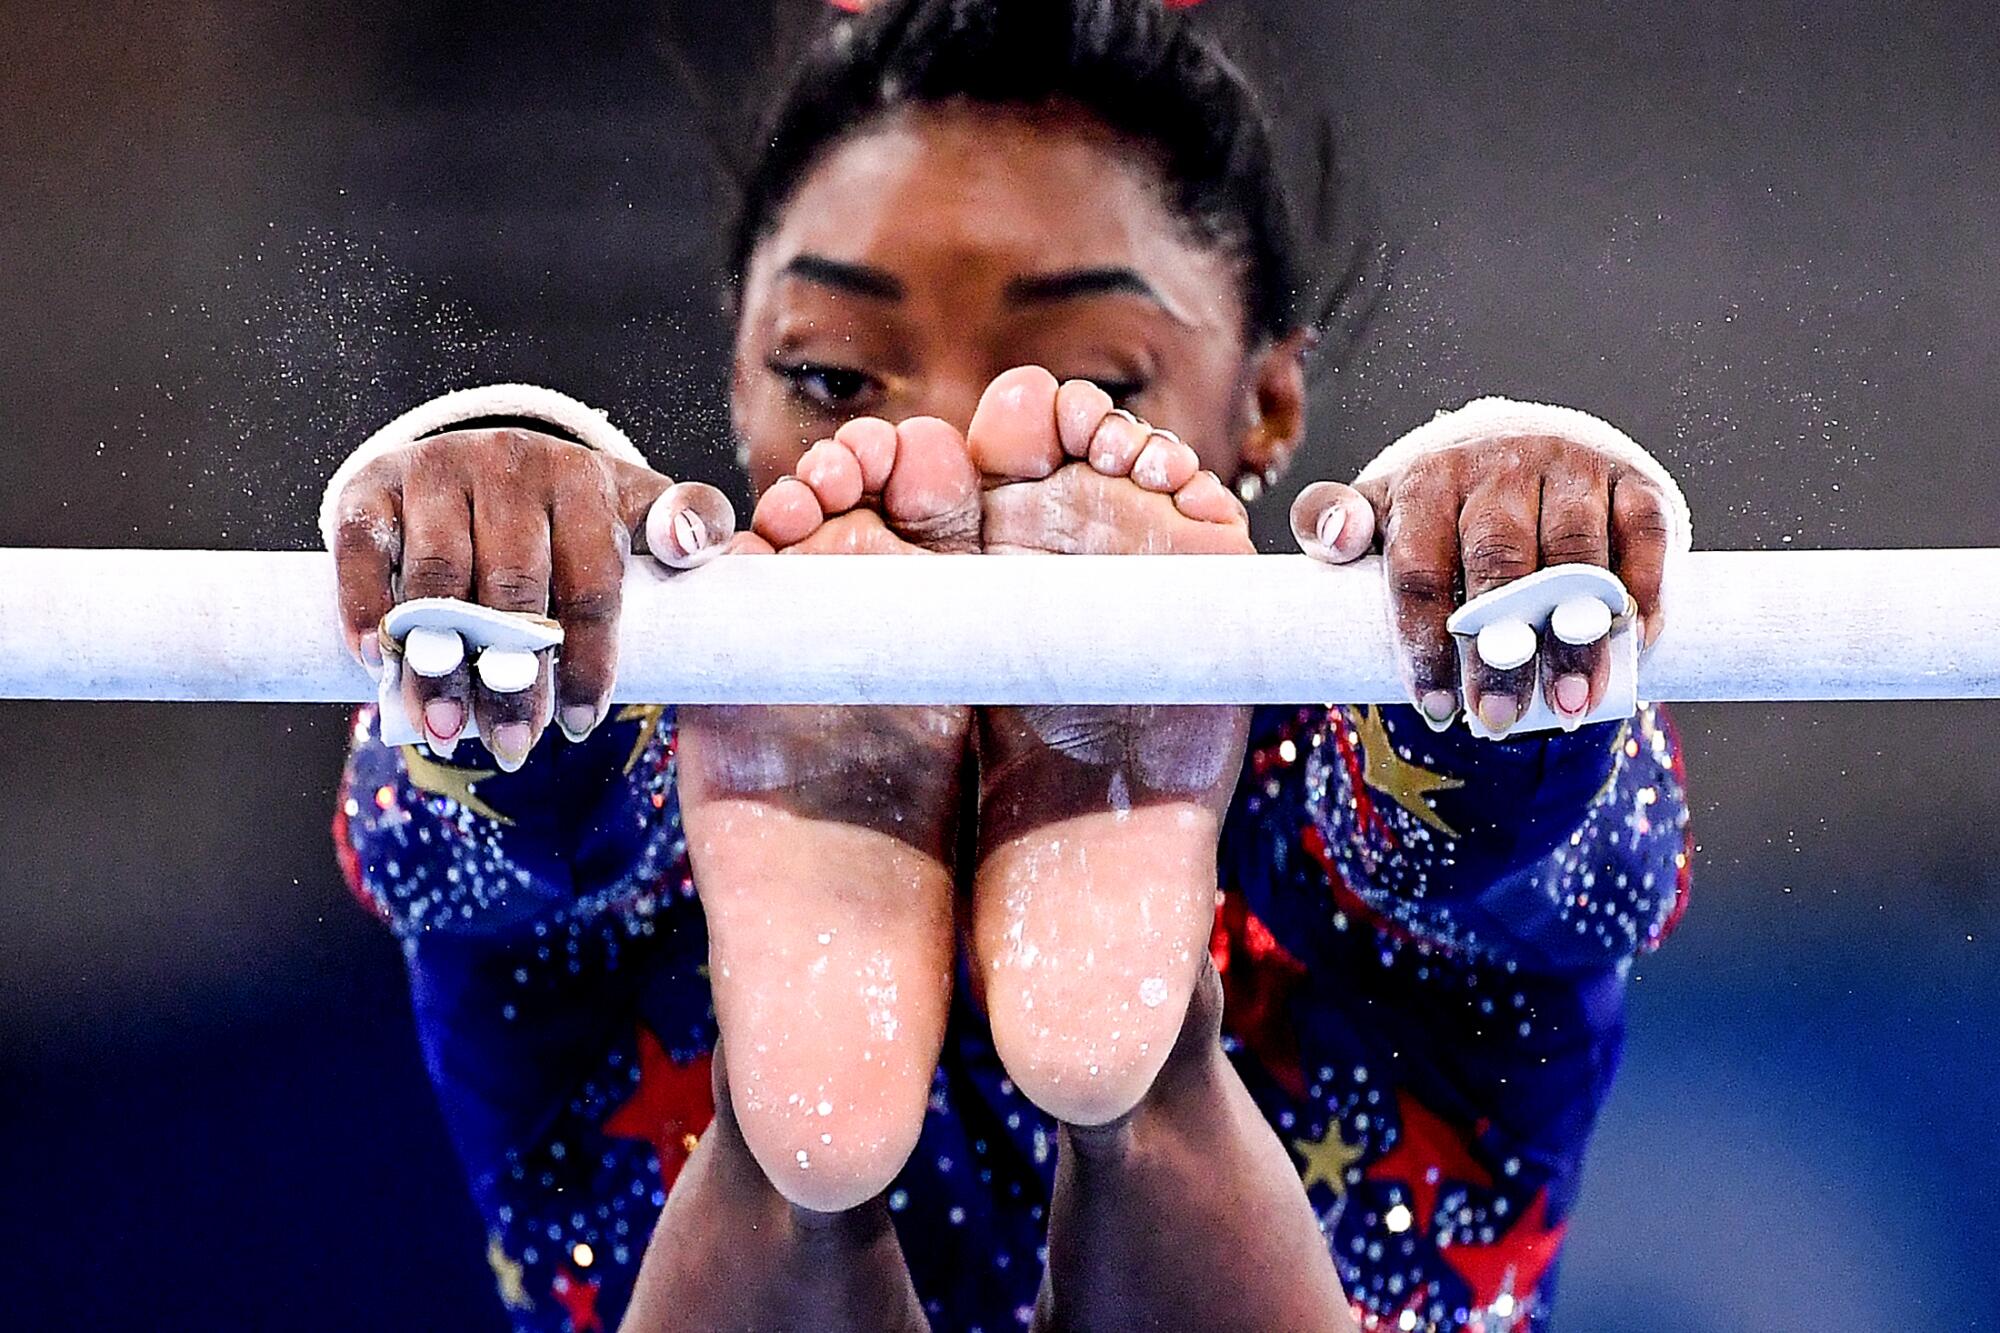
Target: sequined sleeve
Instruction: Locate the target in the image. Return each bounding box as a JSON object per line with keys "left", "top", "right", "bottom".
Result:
{"left": 333, "top": 704, "right": 693, "bottom": 942}
{"left": 1224, "top": 704, "right": 1691, "bottom": 975}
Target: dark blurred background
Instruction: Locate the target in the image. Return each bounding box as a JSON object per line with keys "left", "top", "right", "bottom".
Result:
{"left": 3, "top": 1, "right": 1996, "bottom": 1328}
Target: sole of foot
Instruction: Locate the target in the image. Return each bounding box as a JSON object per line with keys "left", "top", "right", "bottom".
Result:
{"left": 966, "top": 366, "right": 1253, "bottom": 1126}
{"left": 677, "top": 415, "right": 982, "bottom": 1211}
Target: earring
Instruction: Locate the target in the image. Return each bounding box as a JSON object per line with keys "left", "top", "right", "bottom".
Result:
{"left": 1235, "top": 468, "right": 1277, "bottom": 503}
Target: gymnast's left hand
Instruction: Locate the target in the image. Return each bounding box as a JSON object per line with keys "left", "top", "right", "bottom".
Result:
{"left": 1286, "top": 431, "right": 1674, "bottom": 735}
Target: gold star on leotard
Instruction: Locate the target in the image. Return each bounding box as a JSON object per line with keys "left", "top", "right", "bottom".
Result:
{"left": 401, "top": 745, "right": 512, "bottom": 825}
{"left": 487, "top": 1231, "right": 534, "bottom": 1311}
{"left": 1350, "top": 705, "right": 1464, "bottom": 838}
{"left": 1293, "top": 1120, "right": 1367, "bottom": 1198}
{"left": 615, "top": 704, "right": 669, "bottom": 775}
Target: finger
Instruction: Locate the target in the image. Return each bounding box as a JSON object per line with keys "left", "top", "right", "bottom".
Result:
{"left": 1537, "top": 474, "right": 1614, "bottom": 723}
{"left": 472, "top": 648, "right": 552, "bottom": 773}
{"left": 550, "top": 482, "right": 627, "bottom": 741}
{"left": 797, "top": 438, "right": 865, "bottom": 513}
{"left": 469, "top": 484, "right": 553, "bottom": 770}
{"left": 833, "top": 417, "right": 898, "bottom": 492}
{"left": 1537, "top": 471, "right": 1611, "bottom": 572}
{"left": 330, "top": 475, "right": 400, "bottom": 671}
{"left": 401, "top": 656, "right": 471, "bottom": 760}
{"left": 1457, "top": 471, "right": 1542, "bottom": 734}
{"left": 1085, "top": 409, "right": 1150, "bottom": 477}
{"left": 1540, "top": 622, "right": 1610, "bottom": 729}
{"left": 1055, "top": 379, "right": 1115, "bottom": 458}
{"left": 1131, "top": 431, "right": 1199, "bottom": 493}
{"left": 397, "top": 475, "right": 475, "bottom": 751}
{"left": 1610, "top": 471, "right": 1674, "bottom": 646}
{"left": 1380, "top": 469, "right": 1464, "bottom": 728}
{"left": 1458, "top": 628, "right": 1537, "bottom": 738}
{"left": 646, "top": 481, "right": 737, "bottom": 569}
{"left": 1288, "top": 481, "right": 1376, "bottom": 564}
{"left": 750, "top": 476, "right": 824, "bottom": 548}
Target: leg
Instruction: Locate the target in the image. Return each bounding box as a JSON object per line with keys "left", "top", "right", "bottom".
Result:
{"left": 964, "top": 368, "right": 1352, "bottom": 1326}
{"left": 1033, "top": 963, "right": 1355, "bottom": 1333}
{"left": 967, "top": 367, "right": 1254, "bottom": 1126}
{"left": 622, "top": 1039, "right": 931, "bottom": 1333}
{"left": 676, "top": 417, "right": 981, "bottom": 1212}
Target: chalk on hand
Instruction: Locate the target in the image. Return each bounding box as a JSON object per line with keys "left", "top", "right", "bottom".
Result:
{"left": 1475, "top": 618, "right": 1538, "bottom": 671}
{"left": 476, "top": 647, "right": 540, "bottom": 695}
{"left": 402, "top": 625, "right": 466, "bottom": 679}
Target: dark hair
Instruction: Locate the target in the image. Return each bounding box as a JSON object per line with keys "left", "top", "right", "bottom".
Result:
{"left": 723, "top": 0, "right": 1358, "bottom": 347}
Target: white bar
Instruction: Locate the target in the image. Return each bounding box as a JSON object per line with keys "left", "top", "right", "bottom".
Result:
{"left": 0, "top": 547, "right": 1996, "bottom": 704}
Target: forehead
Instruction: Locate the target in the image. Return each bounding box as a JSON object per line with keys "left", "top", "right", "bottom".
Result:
{"left": 749, "top": 101, "right": 1237, "bottom": 302}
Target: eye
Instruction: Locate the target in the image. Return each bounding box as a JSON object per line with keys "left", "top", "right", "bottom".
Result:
{"left": 1091, "top": 378, "right": 1148, "bottom": 410}
{"left": 767, "top": 359, "right": 883, "bottom": 413}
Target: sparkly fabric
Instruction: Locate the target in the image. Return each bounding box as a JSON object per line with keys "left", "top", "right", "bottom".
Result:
{"left": 337, "top": 700, "right": 1688, "bottom": 1333}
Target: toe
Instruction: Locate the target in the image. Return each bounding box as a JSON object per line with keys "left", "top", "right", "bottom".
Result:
{"left": 967, "top": 365, "right": 1063, "bottom": 482}
{"left": 1130, "top": 431, "right": 1199, "bottom": 493}
{"left": 886, "top": 416, "right": 983, "bottom": 552}
{"left": 797, "top": 438, "right": 865, "bottom": 513}
{"left": 751, "top": 475, "right": 825, "bottom": 548}
{"left": 833, "top": 417, "right": 898, "bottom": 493}
{"left": 1172, "top": 471, "right": 1247, "bottom": 526}
{"left": 1086, "top": 409, "right": 1151, "bottom": 477}
{"left": 1055, "top": 379, "right": 1115, "bottom": 458}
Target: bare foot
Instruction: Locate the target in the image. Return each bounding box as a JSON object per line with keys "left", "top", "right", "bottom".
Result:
{"left": 966, "top": 367, "right": 1253, "bottom": 1126}
{"left": 676, "top": 416, "right": 980, "bottom": 1212}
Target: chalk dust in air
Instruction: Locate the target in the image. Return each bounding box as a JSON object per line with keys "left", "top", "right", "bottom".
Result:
{"left": 99, "top": 227, "right": 731, "bottom": 547}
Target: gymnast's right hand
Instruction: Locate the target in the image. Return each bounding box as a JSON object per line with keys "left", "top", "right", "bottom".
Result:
{"left": 327, "top": 426, "right": 735, "bottom": 768}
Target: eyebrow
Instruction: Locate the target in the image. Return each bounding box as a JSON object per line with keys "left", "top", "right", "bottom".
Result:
{"left": 780, "top": 254, "right": 906, "bottom": 300}
{"left": 1004, "top": 267, "right": 1165, "bottom": 307}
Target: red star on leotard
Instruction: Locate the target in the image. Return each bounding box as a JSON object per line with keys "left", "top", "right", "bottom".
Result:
{"left": 550, "top": 1266, "right": 604, "bottom": 1333}
{"left": 1363, "top": 1090, "right": 1494, "bottom": 1233}
{"left": 604, "top": 1025, "right": 715, "bottom": 1193}
{"left": 1212, "top": 890, "right": 1308, "bottom": 1097}
{"left": 1440, "top": 1190, "right": 1568, "bottom": 1310}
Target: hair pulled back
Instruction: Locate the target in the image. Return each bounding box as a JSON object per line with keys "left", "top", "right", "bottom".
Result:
{"left": 729, "top": 0, "right": 1323, "bottom": 345}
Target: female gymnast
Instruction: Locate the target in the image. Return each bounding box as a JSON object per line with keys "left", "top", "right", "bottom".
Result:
{"left": 326, "top": 1, "right": 1692, "bottom": 1328}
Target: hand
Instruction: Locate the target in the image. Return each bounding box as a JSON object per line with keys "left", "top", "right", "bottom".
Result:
{"left": 1289, "top": 429, "right": 1675, "bottom": 735}
{"left": 327, "top": 426, "right": 733, "bottom": 768}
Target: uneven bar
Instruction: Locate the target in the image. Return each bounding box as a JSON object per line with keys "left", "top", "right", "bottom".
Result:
{"left": 1, "top": 547, "right": 1997, "bottom": 704}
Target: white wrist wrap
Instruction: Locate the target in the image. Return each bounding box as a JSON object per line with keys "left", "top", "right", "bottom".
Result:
{"left": 317, "top": 383, "right": 644, "bottom": 551}
{"left": 1356, "top": 396, "right": 1692, "bottom": 555}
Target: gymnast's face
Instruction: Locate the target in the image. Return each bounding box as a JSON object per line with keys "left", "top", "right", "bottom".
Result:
{"left": 730, "top": 100, "right": 1308, "bottom": 496}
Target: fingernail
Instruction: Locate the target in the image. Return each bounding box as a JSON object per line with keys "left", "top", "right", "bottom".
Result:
{"left": 1477, "top": 693, "right": 1518, "bottom": 735}
{"left": 424, "top": 698, "right": 464, "bottom": 743}
{"left": 673, "top": 507, "right": 709, "bottom": 556}
{"left": 489, "top": 722, "right": 535, "bottom": 772}
{"left": 1316, "top": 505, "right": 1349, "bottom": 553}
{"left": 558, "top": 704, "right": 600, "bottom": 742}
{"left": 1554, "top": 673, "right": 1590, "bottom": 716}
{"left": 1419, "top": 690, "right": 1457, "bottom": 730}
{"left": 359, "top": 631, "right": 384, "bottom": 674}
{"left": 422, "top": 698, "right": 461, "bottom": 759}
